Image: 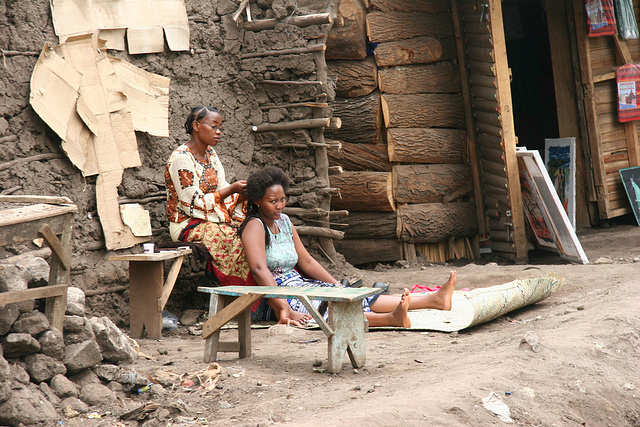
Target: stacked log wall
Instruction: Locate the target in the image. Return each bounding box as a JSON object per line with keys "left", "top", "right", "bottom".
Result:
{"left": 326, "top": 0, "right": 479, "bottom": 265}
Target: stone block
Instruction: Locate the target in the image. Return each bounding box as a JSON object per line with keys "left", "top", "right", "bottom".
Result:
{"left": 79, "top": 382, "right": 117, "bottom": 406}
{"left": 38, "top": 327, "right": 66, "bottom": 360}
{"left": 0, "top": 383, "right": 58, "bottom": 426}
{"left": 64, "top": 340, "right": 103, "bottom": 373}
{"left": 87, "top": 316, "right": 139, "bottom": 363}
{"left": 51, "top": 373, "right": 79, "bottom": 398}
{"left": 25, "top": 353, "right": 67, "bottom": 383}
{"left": 12, "top": 311, "right": 50, "bottom": 336}
{"left": 2, "top": 333, "right": 41, "bottom": 357}
{"left": 0, "top": 303, "right": 20, "bottom": 335}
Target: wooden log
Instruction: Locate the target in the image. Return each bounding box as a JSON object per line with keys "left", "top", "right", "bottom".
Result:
{"left": 468, "top": 60, "right": 495, "bottom": 76}
{"left": 259, "top": 102, "right": 329, "bottom": 110}
{"left": 0, "top": 247, "right": 52, "bottom": 264}
{"left": 381, "top": 94, "right": 465, "bottom": 128}
{"left": 327, "top": 57, "right": 378, "bottom": 97}
{"left": 326, "top": 0, "right": 367, "bottom": 60}
{"left": 325, "top": 91, "right": 381, "bottom": 144}
{"left": 465, "top": 33, "right": 493, "bottom": 48}
{"left": 439, "top": 38, "right": 458, "bottom": 61}
{"left": 283, "top": 207, "right": 349, "bottom": 218}
{"left": 470, "top": 85, "right": 496, "bottom": 100}
{"left": 333, "top": 238, "right": 403, "bottom": 265}
{"left": 328, "top": 166, "right": 343, "bottom": 175}
{"left": 332, "top": 212, "right": 397, "bottom": 239}
{"left": 469, "top": 73, "right": 496, "bottom": 88}
{"left": 328, "top": 141, "right": 391, "bottom": 171}
{"left": 467, "top": 46, "right": 494, "bottom": 63}
{"left": 366, "top": 11, "right": 454, "bottom": 43}
{"left": 242, "top": 13, "right": 333, "bottom": 31}
{"left": 393, "top": 165, "right": 472, "bottom": 204}
{"left": 240, "top": 43, "right": 325, "bottom": 59}
{"left": 370, "top": 0, "right": 450, "bottom": 13}
{"left": 330, "top": 171, "right": 394, "bottom": 212}
{"left": 260, "top": 80, "right": 323, "bottom": 86}
{"left": 373, "top": 36, "right": 442, "bottom": 67}
{"left": 0, "top": 135, "right": 18, "bottom": 144}
{"left": 0, "top": 153, "right": 64, "bottom": 172}
{"left": 251, "top": 118, "right": 336, "bottom": 132}
{"left": 296, "top": 226, "right": 345, "bottom": 240}
{"left": 0, "top": 50, "right": 39, "bottom": 57}
{"left": 387, "top": 128, "right": 465, "bottom": 163}
{"left": 378, "top": 62, "right": 461, "bottom": 94}
{"left": 397, "top": 202, "right": 478, "bottom": 243}
{"left": 472, "top": 98, "right": 499, "bottom": 113}
{"left": 475, "top": 110, "right": 501, "bottom": 127}
{"left": 0, "top": 195, "right": 73, "bottom": 205}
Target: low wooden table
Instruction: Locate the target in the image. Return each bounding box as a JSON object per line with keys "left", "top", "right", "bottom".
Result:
{"left": 109, "top": 248, "right": 192, "bottom": 339}
{"left": 198, "top": 285, "right": 383, "bottom": 373}
{"left": 0, "top": 197, "right": 77, "bottom": 331}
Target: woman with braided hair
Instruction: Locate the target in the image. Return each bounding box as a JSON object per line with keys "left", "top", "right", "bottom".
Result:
{"left": 239, "top": 166, "right": 457, "bottom": 327}
{"left": 165, "top": 106, "right": 256, "bottom": 286}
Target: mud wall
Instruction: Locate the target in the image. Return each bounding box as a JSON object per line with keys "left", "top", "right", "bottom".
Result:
{"left": 0, "top": 0, "right": 333, "bottom": 324}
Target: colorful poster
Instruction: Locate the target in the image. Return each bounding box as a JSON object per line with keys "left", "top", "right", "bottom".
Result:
{"left": 585, "top": 0, "right": 617, "bottom": 37}
{"left": 616, "top": 64, "right": 640, "bottom": 121}
{"left": 618, "top": 166, "right": 640, "bottom": 225}
{"left": 545, "top": 138, "right": 576, "bottom": 230}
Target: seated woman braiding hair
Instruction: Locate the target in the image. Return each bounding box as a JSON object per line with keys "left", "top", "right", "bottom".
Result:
{"left": 238, "top": 166, "right": 458, "bottom": 327}
{"left": 165, "top": 106, "right": 256, "bottom": 286}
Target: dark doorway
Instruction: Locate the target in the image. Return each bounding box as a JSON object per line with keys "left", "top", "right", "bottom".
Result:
{"left": 503, "top": 0, "right": 559, "bottom": 153}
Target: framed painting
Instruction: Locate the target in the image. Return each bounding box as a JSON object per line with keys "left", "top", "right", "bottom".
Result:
{"left": 618, "top": 166, "right": 640, "bottom": 226}
{"left": 516, "top": 148, "right": 588, "bottom": 264}
{"left": 544, "top": 138, "right": 576, "bottom": 230}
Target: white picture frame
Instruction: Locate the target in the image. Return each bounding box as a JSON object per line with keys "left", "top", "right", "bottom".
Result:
{"left": 517, "top": 148, "right": 588, "bottom": 264}
{"left": 544, "top": 138, "right": 576, "bottom": 230}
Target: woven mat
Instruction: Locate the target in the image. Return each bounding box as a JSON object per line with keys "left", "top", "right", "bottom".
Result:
{"left": 370, "top": 274, "right": 564, "bottom": 332}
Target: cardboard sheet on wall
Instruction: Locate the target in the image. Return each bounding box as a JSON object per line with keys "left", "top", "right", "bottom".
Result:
{"left": 30, "top": 35, "right": 169, "bottom": 249}
{"left": 49, "top": 0, "right": 190, "bottom": 53}
{"left": 517, "top": 148, "right": 588, "bottom": 264}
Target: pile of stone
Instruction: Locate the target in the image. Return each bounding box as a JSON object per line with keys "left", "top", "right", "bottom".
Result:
{"left": 0, "top": 257, "right": 153, "bottom": 425}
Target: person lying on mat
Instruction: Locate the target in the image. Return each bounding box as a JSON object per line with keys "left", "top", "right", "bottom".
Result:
{"left": 238, "top": 166, "right": 457, "bottom": 328}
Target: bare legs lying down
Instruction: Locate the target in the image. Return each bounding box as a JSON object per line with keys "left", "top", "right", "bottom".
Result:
{"left": 365, "top": 271, "right": 457, "bottom": 328}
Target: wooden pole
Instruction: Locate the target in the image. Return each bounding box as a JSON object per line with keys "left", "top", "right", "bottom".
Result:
{"left": 242, "top": 13, "right": 334, "bottom": 31}
{"left": 240, "top": 44, "right": 326, "bottom": 59}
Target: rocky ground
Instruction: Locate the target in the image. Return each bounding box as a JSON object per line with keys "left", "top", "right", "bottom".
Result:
{"left": 2, "top": 220, "right": 640, "bottom": 426}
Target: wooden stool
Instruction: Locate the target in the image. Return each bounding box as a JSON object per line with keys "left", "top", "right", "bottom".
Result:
{"left": 109, "top": 248, "right": 191, "bottom": 339}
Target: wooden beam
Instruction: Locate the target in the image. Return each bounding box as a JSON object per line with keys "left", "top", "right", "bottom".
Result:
{"left": 296, "top": 226, "right": 345, "bottom": 240}
{"left": 201, "top": 293, "right": 263, "bottom": 339}
{"left": 0, "top": 284, "right": 67, "bottom": 305}
{"left": 0, "top": 153, "right": 63, "bottom": 172}
{"left": 242, "top": 13, "right": 333, "bottom": 31}
{"left": 240, "top": 43, "right": 325, "bottom": 59}
{"left": 38, "top": 224, "right": 70, "bottom": 270}
{"left": 157, "top": 256, "right": 185, "bottom": 312}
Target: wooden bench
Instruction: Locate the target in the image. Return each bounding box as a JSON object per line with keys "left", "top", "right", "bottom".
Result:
{"left": 0, "top": 196, "right": 77, "bottom": 331}
{"left": 197, "top": 285, "right": 383, "bottom": 373}
{"left": 109, "top": 248, "right": 192, "bottom": 339}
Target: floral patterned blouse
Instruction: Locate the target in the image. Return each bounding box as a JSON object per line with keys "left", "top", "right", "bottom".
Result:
{"left": 165, "top": 144, "right": 244, "bottom": 240}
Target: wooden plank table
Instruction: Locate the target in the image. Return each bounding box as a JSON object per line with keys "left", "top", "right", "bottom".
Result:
{"left": 109, "top": 248, "right": 192, "bottom": 339}
{"left": 0, "top": 200, "right": 77, "bottom": 331}
{"left": 198, "top": 285, "right": 383, "bottom": 373}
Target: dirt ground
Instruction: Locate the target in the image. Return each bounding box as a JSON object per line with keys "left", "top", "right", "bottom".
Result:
{"left": 62, "top": 220, "right": 640, "bottom": 427}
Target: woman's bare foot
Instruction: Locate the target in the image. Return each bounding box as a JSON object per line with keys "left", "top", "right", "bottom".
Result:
{"left": 389, "top": 288, "right": 411, "bottom": 328}
{"left": 431, "top": 271, "right": 457, "bottom": 311}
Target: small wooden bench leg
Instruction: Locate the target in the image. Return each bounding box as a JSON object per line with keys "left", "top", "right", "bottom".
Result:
{"left": 129, "top": 261, "right": 163, "bottom": 339}
{"left": 328, "top": 301, "right": 366, "bottom": 373}
{"left": 237, "top": 306, "right": 252, "bottom": 358}
{"left": 204, "top": 294, "right": 225, "bottom": 363}
{"left": 45, "top": 288, "right": 68, "bottom": 332}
